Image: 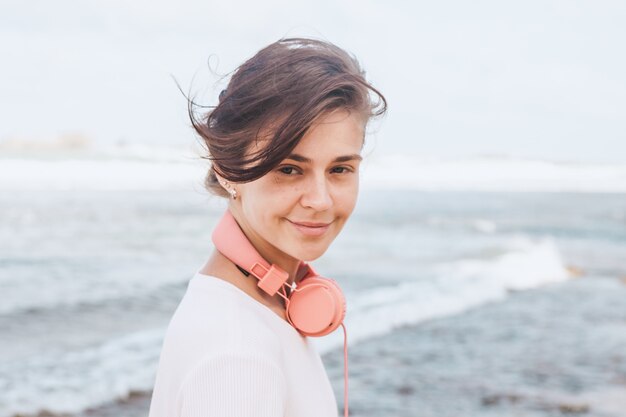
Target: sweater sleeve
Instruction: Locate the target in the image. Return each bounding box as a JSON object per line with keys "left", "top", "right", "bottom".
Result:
{"left": 177, "top": 351, "right": 287, "bottom": 417}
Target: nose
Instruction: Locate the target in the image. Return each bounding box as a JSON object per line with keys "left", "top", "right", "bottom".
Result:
{"left": 300, "top": 173, "right": 333, "bottom": 211}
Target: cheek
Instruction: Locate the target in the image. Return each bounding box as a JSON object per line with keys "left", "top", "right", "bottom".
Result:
{"left": 336, "top": 181, "right": 359, "bottom": 214}
{"left": 241, "top": 185, "right": 292, "bottom": 228}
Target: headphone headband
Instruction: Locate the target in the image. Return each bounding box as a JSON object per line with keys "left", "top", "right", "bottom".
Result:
{"left": 212, "top": 210, "right": 287, "bottom": 295}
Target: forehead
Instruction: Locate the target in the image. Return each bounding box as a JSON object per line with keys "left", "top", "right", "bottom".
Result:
{"left": 291, "top": 109, "right": 366, "bottom": 156}
{"left": 246, "top": 108, "right": 367, "bottom": 167}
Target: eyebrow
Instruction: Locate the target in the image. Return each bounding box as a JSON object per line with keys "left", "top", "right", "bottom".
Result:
{"left": 285, "top": 153, "right": 363, "bottom": 163}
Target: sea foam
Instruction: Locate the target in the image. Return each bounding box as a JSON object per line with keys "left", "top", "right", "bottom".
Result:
{"left": 311, "top": 236, "right": 571, "bottom": 354}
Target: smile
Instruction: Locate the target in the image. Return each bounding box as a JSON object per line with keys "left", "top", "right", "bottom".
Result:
{"left": 287, "top": 220, "right": 332, "bottom": 237}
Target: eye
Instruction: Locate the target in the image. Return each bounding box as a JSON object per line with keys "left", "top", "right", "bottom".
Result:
{"left": 331, "top": 166, "right": 354, "bottom": 174}
{"left": 277, "top": 166, "right": 301, "bottom": 175}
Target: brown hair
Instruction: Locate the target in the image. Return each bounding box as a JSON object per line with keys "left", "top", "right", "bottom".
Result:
{"left": 188, "top": 37, "right": 387, "bottom": 198}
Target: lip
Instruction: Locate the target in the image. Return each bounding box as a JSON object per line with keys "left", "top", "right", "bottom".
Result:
{"left": 287, "top": 219, "right": 332, "bottom": 237}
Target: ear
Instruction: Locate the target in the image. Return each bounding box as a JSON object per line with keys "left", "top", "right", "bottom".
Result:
{"left": 215, "top": 172, "right": 239, "bottom": 200}
{"left": 214, "top": 172, "right": 230, "bottom": 193}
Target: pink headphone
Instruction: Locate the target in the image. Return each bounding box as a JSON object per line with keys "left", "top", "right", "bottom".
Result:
{"left": 211, "top": 209, "right": 351, "bottom": 416}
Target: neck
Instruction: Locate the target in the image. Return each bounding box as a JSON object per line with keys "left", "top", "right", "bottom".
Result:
{"left": 200, "top": 249, "right": 302, "bottom": 309}
{"left": 256, "top": 249, "right": 302, "bottom": 287}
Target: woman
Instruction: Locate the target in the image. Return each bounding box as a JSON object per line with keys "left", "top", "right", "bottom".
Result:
{"left": 148, "top": 37, "right": 386, "bottom": 417}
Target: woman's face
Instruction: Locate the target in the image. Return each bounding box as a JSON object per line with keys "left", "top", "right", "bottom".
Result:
{"left": 226, "top": 109, "right": 365, "bottom": 265}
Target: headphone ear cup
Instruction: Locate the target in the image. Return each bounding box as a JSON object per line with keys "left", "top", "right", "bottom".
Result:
{"left": 323, "top": 278, "right": 346, "bottom": 323}
{"left": 286, "top": 277, "right": 346, "bottom": 337}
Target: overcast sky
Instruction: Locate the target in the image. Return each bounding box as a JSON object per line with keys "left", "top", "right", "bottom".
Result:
{"left": 1, "top": 0, "right": 625, "bottom": 163}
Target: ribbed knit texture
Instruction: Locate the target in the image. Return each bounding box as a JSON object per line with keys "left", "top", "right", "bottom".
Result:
{"left": 178, "top": 352, "right": 286, "bottom": 416}
{"left": 148, "top": 273, "right": 339, "bottom": 417}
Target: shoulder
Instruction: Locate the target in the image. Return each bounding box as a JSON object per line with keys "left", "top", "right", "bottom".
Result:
{"left": 176, "top": 350, "right": 287, "bottom": 417}
{"left": 164, "top": 276, "right": 284, "bottom": 360}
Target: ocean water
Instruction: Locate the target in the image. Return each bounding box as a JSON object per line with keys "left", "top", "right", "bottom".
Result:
{"left": 1, "top": 153, "right": 625, "bottom": 417}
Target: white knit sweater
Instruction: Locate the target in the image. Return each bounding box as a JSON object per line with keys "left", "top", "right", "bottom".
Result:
{"left": 148, "top": 272, "right": 339, "bottom": 417}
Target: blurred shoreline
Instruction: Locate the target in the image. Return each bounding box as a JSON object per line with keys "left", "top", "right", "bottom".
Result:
{"left": 1, "top": 138, "right": 626, "bottom": 193}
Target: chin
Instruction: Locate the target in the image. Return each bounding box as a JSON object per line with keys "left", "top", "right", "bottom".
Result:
{"left": 289, "top": 243, "right": 330, "bottom": 262}
{"left": 281, "top": 222, "right": 341, "bottom": 261}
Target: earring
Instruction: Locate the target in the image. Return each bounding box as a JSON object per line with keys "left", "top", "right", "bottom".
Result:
{"left": 221, "top": 181, "right": 237, "bottom": 200}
